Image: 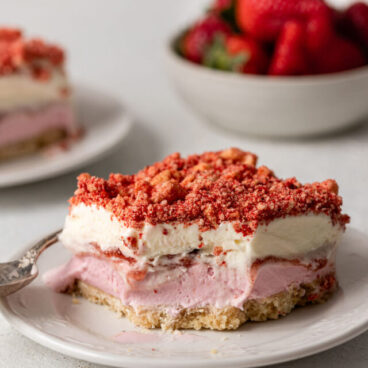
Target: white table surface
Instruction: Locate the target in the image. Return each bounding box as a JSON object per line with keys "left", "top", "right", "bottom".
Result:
{"left": 0, "top": 1, "right": 367, "bottom": 367}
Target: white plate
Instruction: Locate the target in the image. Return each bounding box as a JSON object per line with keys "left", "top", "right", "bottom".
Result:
{"left": 0, "top": 85, "right": 132, "bottom": 188}
{"left": 1, "top": 228, "right": 368, "bottom": 368}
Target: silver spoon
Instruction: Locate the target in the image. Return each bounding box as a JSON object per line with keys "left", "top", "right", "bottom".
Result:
{"left": 0, "top": 230, "right": 61, "bottom": 297}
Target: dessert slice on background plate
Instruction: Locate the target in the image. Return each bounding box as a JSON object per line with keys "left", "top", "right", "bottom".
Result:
{"left": 44, "top": 148, "right": 349, "bottom": 330}
{"left": 0, "top": 27, "right": 78, "bottom": 160}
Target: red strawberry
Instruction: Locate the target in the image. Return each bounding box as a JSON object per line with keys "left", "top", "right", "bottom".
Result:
{"left": 312, "top": 36, "right": 365, "bottom": 73}
{"left": 344, "top": 2, "right": 368, "bottom": 49}
{"left": 182, "top": 15, "right": 231, "bottom": 63}
{"left": 333, "top": 8, "right": 350, "bottom": 36}
{"left": 269, "top": 21, "right": 309, "bottom": 76}
{"left": 236, "top": 0, "right": 331, "bottom": 42}
{"left": 226, "top": 35, "right": 269, "bottom": 73}
{"left": 306, "top": 14, "right": 334, "bottom": 52}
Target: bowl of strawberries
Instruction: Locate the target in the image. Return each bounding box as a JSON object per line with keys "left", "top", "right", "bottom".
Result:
{"left": 165, "top": 0, "right": 368, "bottom": 137}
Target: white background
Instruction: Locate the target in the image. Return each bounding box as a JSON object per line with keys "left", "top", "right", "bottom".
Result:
{"left": 0, "top": 0, "right": 368, "bottom": 367}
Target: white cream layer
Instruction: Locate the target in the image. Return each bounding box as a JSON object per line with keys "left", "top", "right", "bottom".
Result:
{"left": 0, "top": 71, "right": 69, "bottom": 111}
{"left": 59, "top": 204, "right": 343, "bottom": 269}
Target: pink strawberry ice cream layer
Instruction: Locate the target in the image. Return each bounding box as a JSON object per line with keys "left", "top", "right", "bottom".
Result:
{"left": 44, "top": 255, "right": 335, "bottom": 313}
{"left": 0, "top": 102, "right": 76, "bottom": 147}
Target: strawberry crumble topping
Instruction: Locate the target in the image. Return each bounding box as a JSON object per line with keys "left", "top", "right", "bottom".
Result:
{"left": 70, "top": 148, "right": 349, "bottom": 234}
{"left": 0, "top": 27, "right": 64, "bottom": 78}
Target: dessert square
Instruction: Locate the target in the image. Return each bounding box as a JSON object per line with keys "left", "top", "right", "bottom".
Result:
{"left": 45, "top": 148, "right": 349, "bottom": 330}
{"left": 0, "top": 27, "right": 78, "bottom": 160}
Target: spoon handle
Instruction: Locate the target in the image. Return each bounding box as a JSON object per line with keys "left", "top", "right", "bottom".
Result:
{"left": 18, "top": 230, "right": 62, "bottom": 266}
{"left": 0, "top": 230, "right": 62, "bottom": 297}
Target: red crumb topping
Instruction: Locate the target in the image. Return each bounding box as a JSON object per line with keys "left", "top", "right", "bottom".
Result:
{"left": 90, "top": 242, "right": 136, "bottom": 264}
{"left": 213, "top": 246, "right": 223, "bottom": 256}
{"left": 70, "top": 148, "right": 350, "bottom": 235}
{"left": 0, "top": 27, "right": 64, "bottom": 77}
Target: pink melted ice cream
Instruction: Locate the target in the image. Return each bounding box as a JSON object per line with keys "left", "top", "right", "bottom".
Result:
{"left": 0, "top": 103, "right": 76, "bottom": 147}
{"left": 43, "top": 255, "right": 334, "bottom": 313}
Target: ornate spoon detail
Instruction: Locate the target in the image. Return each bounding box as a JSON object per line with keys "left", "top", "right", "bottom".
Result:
{"left": 0, "top": 230, "right": 61, "bottom": 297}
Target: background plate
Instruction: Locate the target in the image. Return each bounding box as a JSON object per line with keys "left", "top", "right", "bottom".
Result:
{"left": 0, "top": 85, "right": 132, "bottom": 188}
{"left": 1, "top": 228, "right": 368, "bottom": 368}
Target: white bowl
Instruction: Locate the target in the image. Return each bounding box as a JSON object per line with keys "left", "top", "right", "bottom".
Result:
{"left": 165, "top": 40, "right": 368, "bottom": 137}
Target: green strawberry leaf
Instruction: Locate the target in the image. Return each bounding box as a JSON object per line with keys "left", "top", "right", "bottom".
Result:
{"left": 203, "top": 35, "right": 249, "bottom": 72}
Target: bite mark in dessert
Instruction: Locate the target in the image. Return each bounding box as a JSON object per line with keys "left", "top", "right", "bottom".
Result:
{"left": 44, "top": 148, "right": 349, "bottom": 330}
{"left": 0, "top": 27, "right": 78, "bottom": 160}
